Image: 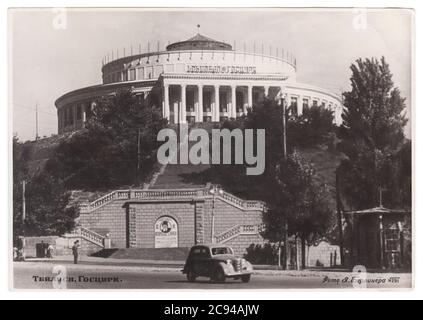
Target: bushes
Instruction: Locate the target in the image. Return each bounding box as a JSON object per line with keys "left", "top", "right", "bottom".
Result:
{"left": 244, "top": 243, "right": 279, "bottom": 265}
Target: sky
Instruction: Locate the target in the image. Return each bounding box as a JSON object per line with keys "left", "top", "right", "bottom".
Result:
{"left": 9, "top": 8, "right": 413, "bottom": 141}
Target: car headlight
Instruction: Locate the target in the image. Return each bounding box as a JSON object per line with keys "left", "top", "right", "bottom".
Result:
{"left": 226, "top": 259, "right": 233, "bottom": 266}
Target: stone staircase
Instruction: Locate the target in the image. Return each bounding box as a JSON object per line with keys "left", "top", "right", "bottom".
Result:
{"left": 214, "top": 224, "right": 263, "bottom": 244}
{"left": 65, "top": 227, "right": 108, "bottom": 249}
{"left": 79, "top": 187, "right": 265, "bottom": 214}
{"left": 148, "top": 122, "right": 220, "bottom": 190}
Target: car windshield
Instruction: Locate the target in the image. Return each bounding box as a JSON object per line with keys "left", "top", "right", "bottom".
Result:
{"left": 211, "top": 247, "right": 233, "bottom": 256}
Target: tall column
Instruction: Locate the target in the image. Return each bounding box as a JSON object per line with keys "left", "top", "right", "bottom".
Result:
{"left": 193, "top": 87, "right": 198, "bottom": 122}
{"left": 297, "top": 95, "right": 303, "bottom": 116}
{"left": 163, "top": 84, "right": 170, "bottom": 120}
{"left": 82, "top": 104, "right": 87, "bottom": 128}
{"left": 247, "top": 85, "right": 253, "bottom": 109}
{"left": 180, "top": 84, "right": 186, "bottom": 124}
{"left": 264, "top": 86, "right": 270, "bottom": 97}
{"left": 198, "top": 85, "right": 203, "bottom": 122}
{"left": 243, "top": 88, "right": 248, "bottom": 114}
{"left": 231, "top": 85, "right": 237, "bottom": 118}
{"left": 214, "top": 85, "right": 220, "bottom": 122}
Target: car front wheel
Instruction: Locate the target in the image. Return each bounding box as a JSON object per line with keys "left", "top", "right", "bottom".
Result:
{"left": 187, "top": 270, "right": 196, "bottom": 282}
{"left": 241, "top": 274, "right": 251, "bottom": 283}
{"left": 212, "top": 267, "right": 226, "bottom": 283}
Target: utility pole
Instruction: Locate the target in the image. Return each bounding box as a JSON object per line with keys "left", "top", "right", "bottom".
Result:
{"left": 336, "top": 170, "right": 344, "bottom": 266}
{"left": 22, "top": 180, "right": 26, "bottom": 226}
{"left": 35, "top": 103, "right": 39, "bottom": 141}
{"left": 278, "top": 89, "right": 289, "bottom": 270}
{"left": 210, "top": 185, "right": 222, "bottom": 244}
{"left": 282, "top": 93, "right": 289, "bottom": 270}
{"left": 211, "top": 189, "right": 216, "bottom": 243}
{"left": 136, "top": 128, "right": 141, "bottom": 186}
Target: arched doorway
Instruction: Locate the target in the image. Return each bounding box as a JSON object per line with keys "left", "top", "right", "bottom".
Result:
{"left": 154, "top": 216, "right": 178, "bottom": 248}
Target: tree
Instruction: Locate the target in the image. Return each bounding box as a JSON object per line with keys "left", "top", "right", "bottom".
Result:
{"left": 13, "top": 136, "right": 77, "bottom": 240}
{"left": 261, "top": 151, "right": 333, "bottom": 268}
{"left": 338, "top": 57, "right": 409, "bottom": 209}
{"left": 287, "top": 104, "right": 336, "bottom": 148}
{"left": 46, "top": 89, "right": 167, "bottom": 190}
{"left": 194, "top": 99, "right": 334, "bottom": 268}
{"left": 19, "top": 174, "right": 78, "bottom": 237}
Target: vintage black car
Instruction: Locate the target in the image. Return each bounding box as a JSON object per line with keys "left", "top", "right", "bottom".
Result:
{"left": 182, "top": 244, "right": 253, "bottom": 283}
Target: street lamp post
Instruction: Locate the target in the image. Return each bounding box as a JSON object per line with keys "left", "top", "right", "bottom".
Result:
{"left": 210, "top": 185, "right": 223, "bottom": 243}
{"left": 277, "top": 88, "right": 289, "bottom": 270}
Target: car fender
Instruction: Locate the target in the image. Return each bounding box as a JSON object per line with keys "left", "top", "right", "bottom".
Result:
{"left": 244, "top": 261, "right": 254, "bottom": 271}
{"left": 217, "top": 261, "right": 233, "bottom": 275}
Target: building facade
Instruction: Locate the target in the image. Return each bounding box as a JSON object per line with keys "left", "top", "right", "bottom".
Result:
{"left": 52, "top": 32, "right": 344, "bottom": 258}
{"left": 55, "top": 33, "right": 343, "bottom": 134}
{"left": 74, "top": 186, "right": 266, "bottom": 256}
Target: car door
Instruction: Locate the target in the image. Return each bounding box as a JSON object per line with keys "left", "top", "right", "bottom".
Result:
{"left": 189, "top": 248, "right": 203, "bottom": 275}
{"left": 200, "top": 247, "right": 213, "bottom": 276}
{"left": 195, "top": 247, "right": 211, "bottom": 276}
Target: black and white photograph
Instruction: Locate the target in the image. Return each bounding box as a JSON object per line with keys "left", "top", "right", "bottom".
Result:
{"left": 8, "top": 7, "right": 414, "bottom": 292}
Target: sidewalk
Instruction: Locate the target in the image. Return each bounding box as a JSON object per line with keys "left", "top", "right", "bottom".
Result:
{"left": 21, "top": 255, "right": 411, "bottom": 278}
{"left": 25, "top": 255, "right": 185, "bottom": 268}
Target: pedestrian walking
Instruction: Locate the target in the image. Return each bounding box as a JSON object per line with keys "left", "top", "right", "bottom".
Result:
{"left": 47, "top": 244, "right": 54, "bottom": 258}
{"left": 72, "top": 240, "right": 80, "bottom": 264}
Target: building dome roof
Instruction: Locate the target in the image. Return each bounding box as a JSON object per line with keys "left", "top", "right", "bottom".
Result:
{"left": 166, "top": 33, "right": 232, "bottom": 51}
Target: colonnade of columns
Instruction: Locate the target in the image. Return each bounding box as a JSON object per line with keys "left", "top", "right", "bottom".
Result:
{"left": 162, "top": 83, "right": 276, "bottom": 124}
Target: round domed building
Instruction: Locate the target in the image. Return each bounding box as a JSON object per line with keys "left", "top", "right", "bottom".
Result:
{"left": 55, "top": 32, "right": 343, "bottom": 134}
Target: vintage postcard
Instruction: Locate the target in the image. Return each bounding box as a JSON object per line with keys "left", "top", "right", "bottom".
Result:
{"left": 10, "top": 7, "right": 413, "bottom": 290}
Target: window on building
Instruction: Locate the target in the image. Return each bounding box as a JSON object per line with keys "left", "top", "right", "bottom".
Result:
{"left": 236, "top": 91, "right": 244, "bottom": 112}
{"left": 220, "top": 92, "right": 227, "bottom": 112}
{"left": 122, "top": 71, "right": 128, "bottom": 81}
{"left": 303, "top": 98, "right": 309, "bottom": 109}
{"left": 203, "top": 91, "right": 211, "bottom": 112}
{"left": 146, "top": 66, "right": 153, "bottom": 79}
{"left": 156, "top": 65, "right": 164, "bottom": 76}
{"left": 129, "top": 69, "right": 136, "bottom": 81}
{"left": 290, "top": 97, "right": 298, "bottom": 115}
{"left": 187, "top": 91, "right": 195, "bottom": 112}
{"left": 76, "top": 104, "right": 82, "bottom": 120}
{"left": 67, "top": 107, "right": 74, "bottom": 126}
{"left": 137, "top": 67, "right": 145, "bottom": 79}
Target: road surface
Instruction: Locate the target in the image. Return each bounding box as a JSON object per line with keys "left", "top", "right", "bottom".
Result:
{"left": 12, "top": 262, "right": 412, "bottom": 289}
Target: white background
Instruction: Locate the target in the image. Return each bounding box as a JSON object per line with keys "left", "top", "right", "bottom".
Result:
{"left": 1, "top": 0, "right": 420, "bottom": 300}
